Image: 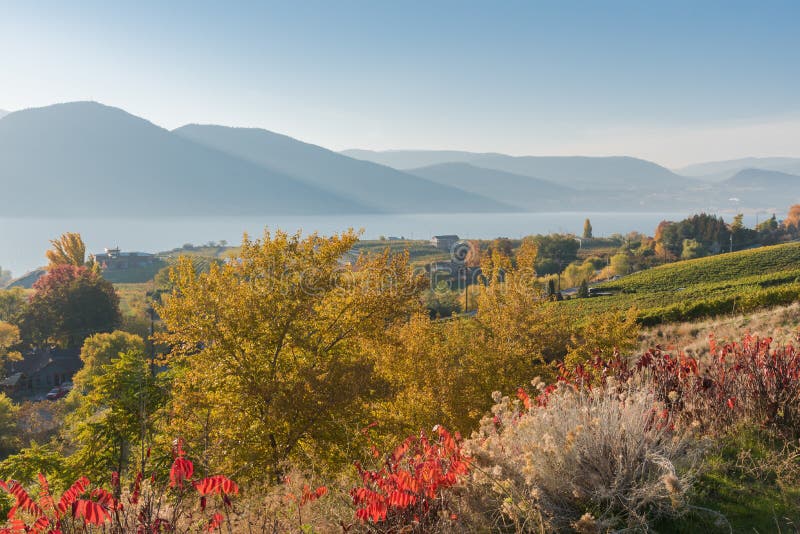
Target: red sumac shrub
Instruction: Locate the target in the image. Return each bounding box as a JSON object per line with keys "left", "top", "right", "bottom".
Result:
{"left": 351, "top": 426, "right": 469, "bottom": 530}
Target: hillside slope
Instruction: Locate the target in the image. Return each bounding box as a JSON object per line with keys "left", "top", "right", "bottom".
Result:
{"left": 0, "top": 102, "right": 368, "bottom": 216}
{"left": 678, "top": 157, "right": 800, "bottom": 180}
{"left": 343, "top": 149, "right": 695, "bottom": 192}
{"left": 560, "top": 242, "right": 800, "bottom": 325}
{"left": 173, "top": 125, "right": 513, "bottom": 213}
{"left": 718, "top": 168, "right": 800, "bottom": 206}
{"left": 341, "top": 149, "right": 485, "bottom": 170}
{"left": 407, "top": 162, "right": 575, "bottom": 210}
{"left": 724, "top": 168, "right": 800, "bottom": 189}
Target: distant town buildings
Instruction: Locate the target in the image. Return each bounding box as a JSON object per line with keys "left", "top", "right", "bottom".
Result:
{"left": 431, "top": 235, "right": 460, "bottom": 251}
{"left": 92, "top": 248, "right": 156, "bottom": 270}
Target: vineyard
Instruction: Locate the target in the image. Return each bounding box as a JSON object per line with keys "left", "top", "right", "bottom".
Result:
{"left": 561, "top": 242, "right": 800, "bottom": 325}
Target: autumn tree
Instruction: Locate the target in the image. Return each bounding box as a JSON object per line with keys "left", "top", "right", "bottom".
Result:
{"left": 610, "top": 253, "right": 631, "bottom": 276}
{"left": 514, "top": 237, "right": 539, "bottom": 273}
{"left": 476, "top": 263, "right": 573, "bottom": 365}
{"left": 0, "top": 321, "right": 22, "bottom": 367}
{"left": 18, "top": 265, "right": 121, "bottom": 348}
{"left": 73, "top": 330, "right": 146, "bottom": 375}
{"left": 681, "top": 238, "right": 705, "bottom": 260}
{"left": 374, "top": 258, "right": 571, "bottom": 437}
{"left": 0, "top": 288, "right": 27, "bottom": 323}
{"left": 784, "top": 205, "right": 800, "bottom": 232}
{"left": 156, "top": 230, "right": 425, "bottom": 480}
{"left": 562, "top": 261, "right": 595, "bottom": 288}
{"left": 46, "top": 232, "right": 93, "bottom": 269}
{"left": 375, "top": 314, "right": 493, "bottom": 437}
{"left": 564, "top": 308, "right": 640, "bottom": 369}
{"left": 489, "top": 238, "right": 514, "bottom": 259}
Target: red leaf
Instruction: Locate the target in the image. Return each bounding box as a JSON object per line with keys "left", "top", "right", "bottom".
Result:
{"left": 207, "top": 513, "right": 224, "bottom": 532}
{"left": 57, "top": 477, "right": 90, "bottom": 513}
{"left": 193, "top": 475, "right": 239, "bottom": 496}
{"left": 169, "top": 457, "right": 194, "bottom": 488}
{"left": 72, "top": 499, "right": 110, "bottom": 526}
{"left": 6, "top": 480, "right": 45, "bottom": 518}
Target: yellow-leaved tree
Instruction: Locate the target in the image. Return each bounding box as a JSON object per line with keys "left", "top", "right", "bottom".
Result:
{"left": 373, "top": 245, "right": 572, "bottom": 438}
{"left": 476, "top": 256, "right": 573, "bottom": 365}
{"left": 46, "top": 232, "right": 91, "bottom": 268}
{"left": 375, "top": 313, "right": 492, "bottom": 438}
{"left": 0, "top": 321, "right": 22, "bottom": 366}
{"left": 156, "top": 230, "right": 425, "bottom": 480}
{"left": 564, "top": 308, "right": 640, "bottom": 369}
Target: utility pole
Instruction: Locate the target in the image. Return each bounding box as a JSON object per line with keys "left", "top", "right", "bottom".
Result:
{"left": 463, "top": 265, "right": 468, "bottom": 312}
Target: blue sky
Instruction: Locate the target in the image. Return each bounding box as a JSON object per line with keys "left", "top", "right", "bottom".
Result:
{"left": 2, "top": 0, "right": 799, "bottom": 166}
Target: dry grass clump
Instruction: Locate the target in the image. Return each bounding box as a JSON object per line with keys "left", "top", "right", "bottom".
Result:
{"left": 227, "top": 469, "right": 353, "bottom": 533}
{"left": 464, "top": 380, "right": 698, "bottom": 531}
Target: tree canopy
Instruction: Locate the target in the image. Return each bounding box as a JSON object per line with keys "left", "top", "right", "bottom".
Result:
{"left": 46, "top": 232, "right": 92, "bottom": 268}
{"left": 156, "top": 230, "right": 426, "bottom": 479}
{"left": 18, "top": 265, "right": 121, "bottom": 348}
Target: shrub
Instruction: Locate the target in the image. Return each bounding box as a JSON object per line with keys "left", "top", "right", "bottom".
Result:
{"left": 351, "top": 426, "right": 469, "bottom": 531}
{"left": 0, "top": 441, "right": 240, "bottom": 533}
{"left": 465, "top": 382, "right": 697, "bottom": 531}
{"left": 558, "top": 333, "right": 800, "bottom": 436}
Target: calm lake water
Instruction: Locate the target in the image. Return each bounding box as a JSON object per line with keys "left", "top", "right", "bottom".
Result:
{"left": 0, "top": 211, "right": 748, "bottom": 278}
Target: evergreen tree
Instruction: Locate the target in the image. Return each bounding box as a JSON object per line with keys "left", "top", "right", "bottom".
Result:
{"left": 577, "top": 279, "right": 590, "bottom": 298}
{"left": 583, "top": 218, "right": 593, "bottom": 239}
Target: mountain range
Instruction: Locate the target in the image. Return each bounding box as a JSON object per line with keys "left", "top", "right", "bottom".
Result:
{"left": 0, "top": 101, "right": 798, "bottom": 216}
{"left": 677, "top": 157, "right": 800, "bottom": 182}
{"left": 344, "top": 150, "right": 800, "bottom": 211}
{"left": 172, "top": 124, "right": 509, "bottom": 213}
{"left": 344, "top": 150, "right": 694, "bottom": 192}
{"left": 0, "top": 103, "right": 505, "bottom": 216}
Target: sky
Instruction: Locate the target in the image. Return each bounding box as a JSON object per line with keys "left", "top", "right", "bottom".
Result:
{"left": 1, "top": 0, "right": 799, "bottom": 168}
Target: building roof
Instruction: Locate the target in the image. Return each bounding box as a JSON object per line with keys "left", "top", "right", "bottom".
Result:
{"left": 0, "top": 372, "right": 23, "bottom": 387}
{"left": 6, "top": 348, "right": 80, "bottom": 377}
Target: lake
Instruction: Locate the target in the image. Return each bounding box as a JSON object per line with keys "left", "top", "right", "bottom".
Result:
{"left": 0, "top": 211, "right": 749, "bottom": 278}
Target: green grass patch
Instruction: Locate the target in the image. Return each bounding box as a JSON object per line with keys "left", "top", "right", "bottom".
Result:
{"left": 657, "top": 426, "right": 800, "bottom": 533}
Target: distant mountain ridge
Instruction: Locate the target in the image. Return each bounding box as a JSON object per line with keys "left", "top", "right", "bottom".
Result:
{"left": 716, "top": 168, "right": 800, "bottom": 207}
{"left": 343, "top": 149, "right": 696, "bottom": 192}
{"left": 0, "top": 102, "right": 366, "bottom": 216}
{"left": 173, "top": 124, "right": 511, "bottom": 213}
{"left": 0, "top": 101, "right": 796, "bottom": 216}
{"left": 0, "top": 102, "right": 510, "bottom": 216}
{"left": 724, "top": 168, "right": 800, "bottom": 188}
{"left": 0, "top": 109, "right": 8, "bottom": 119}
{"left": 677, "top": 157, "right": 800, "bottom": 181}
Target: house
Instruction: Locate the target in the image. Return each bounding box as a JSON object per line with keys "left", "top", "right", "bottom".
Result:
{"left": 1, "top": 348, "right": 81, "bottom": 400}
{"left": 431, "top": 235, "right": 460, "bottom": 251}
{"left": 92, "top": 248, "right": 156, "bottom": 270}
{"left": 338, "top": 250, "right": 360, "bottom": 267}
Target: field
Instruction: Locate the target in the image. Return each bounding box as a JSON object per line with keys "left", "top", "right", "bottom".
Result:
{"left": 100, "top": 260, "right": 167, "bottom": 284}
{"left": 560, "top": 242, "right": 800, "bottom": 325}
{"left": 353, "top": 239, "right": 450, "bottom": 268}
